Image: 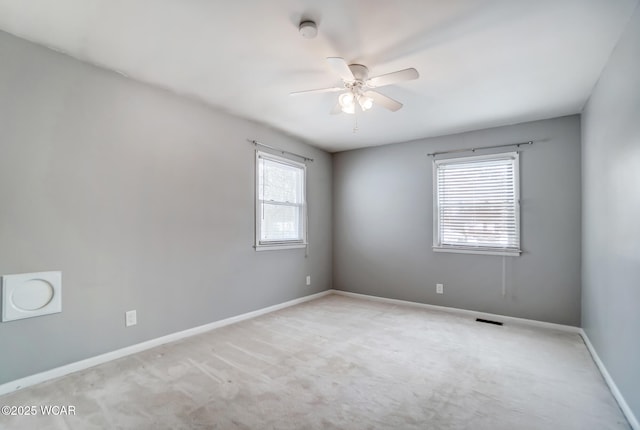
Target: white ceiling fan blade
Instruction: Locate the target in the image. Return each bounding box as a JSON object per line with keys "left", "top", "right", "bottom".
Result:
{"left": 365, "top": 91, "right": 403, "bottom": 112}
{"left": 367, "top": 68, "right": 419, "bottom": 88}
{"left": 330, "top": 103, "right": 342, "bottom": 115}
{"left": 290, "top": 86, "right": 343, "bottom": 96}
{"left": 327, "top": 57, "right": 355, "bottom": 81}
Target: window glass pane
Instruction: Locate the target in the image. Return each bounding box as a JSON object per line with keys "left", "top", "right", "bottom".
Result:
{"left": 260, "top": 158, "right": 303, "bottom": 204}
{"left": 256, "top": 152, "right": 306, "bottom": 248}
{"left": 260, "top": 203, "right": 302, "bottom": 242}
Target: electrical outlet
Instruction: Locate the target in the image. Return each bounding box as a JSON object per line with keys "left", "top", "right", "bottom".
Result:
{"left": 436, "top": 283, "right": 444, "bottom": 294}
{"left": 306, "top": 275, "right": 311, "bottom": 286}
{"left": 125, "top": 310, "right": 137, "bottom": 327}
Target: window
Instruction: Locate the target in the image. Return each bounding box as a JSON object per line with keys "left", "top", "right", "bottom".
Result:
{"left": 255, "top": 151, "right": 307, "bottom": 250}
{"left": 433, "top": 152, "right": 520, "bottom": 256}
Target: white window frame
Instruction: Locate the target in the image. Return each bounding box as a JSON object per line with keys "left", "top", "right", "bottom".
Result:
{"left": 255, "top": 150, "right": 307, "bottom": 251}
{"left": 433, "top": 152, "right": 521, "bottom": 257}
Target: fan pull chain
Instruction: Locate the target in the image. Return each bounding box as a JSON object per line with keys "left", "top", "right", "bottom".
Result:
{"left": 353, "top": 110, "right": 359, "bottom": 133}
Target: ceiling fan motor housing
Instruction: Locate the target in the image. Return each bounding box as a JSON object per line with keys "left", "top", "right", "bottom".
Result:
{"left": 347, "top": 64, "right": 369, "bottom": 81}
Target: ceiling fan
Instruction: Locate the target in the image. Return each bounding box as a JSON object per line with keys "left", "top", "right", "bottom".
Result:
{"left": 291, "top": 57, "right": 419, "bottom": 114}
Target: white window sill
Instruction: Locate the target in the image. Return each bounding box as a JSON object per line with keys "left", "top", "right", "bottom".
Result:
{"left": 433, "top": 246, "right": 521, "bottom": 257}
{"left": 255, "top": 243, "right": 307, "bottom": 252}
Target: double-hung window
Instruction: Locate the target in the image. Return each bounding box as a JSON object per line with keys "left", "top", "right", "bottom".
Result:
{"left": 255, "top": 151, "right": 307, "bottom": 250}
{"left": 433, "top": 152, "right": 520, "bottom": 256}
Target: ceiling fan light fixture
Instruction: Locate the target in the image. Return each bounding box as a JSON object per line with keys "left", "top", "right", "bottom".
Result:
{"left": 358, "top": 95, "right": 373, "bottom": 111}
{"left": 338, "top": 92, "right": 354, "bottom": 107}
{"left": 341, "top": 104, "right": 355, "bottom": 114}
{"left": 338, "top": 92, "right": 356, "bottom": 114}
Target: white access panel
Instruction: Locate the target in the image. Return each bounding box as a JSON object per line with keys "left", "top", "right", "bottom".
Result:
{"left": 2, "top": 271, "right": 62, "bottom": 322}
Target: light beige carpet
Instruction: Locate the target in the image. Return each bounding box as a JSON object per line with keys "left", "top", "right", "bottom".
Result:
{"left": 0, "top": 294, "right": 630, "bottom": 429}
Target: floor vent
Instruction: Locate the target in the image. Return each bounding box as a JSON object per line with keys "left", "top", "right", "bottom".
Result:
{"left": 476, "top": 318, "right": 503, "bottom": 326}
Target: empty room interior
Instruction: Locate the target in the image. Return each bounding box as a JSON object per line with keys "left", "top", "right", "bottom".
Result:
{"left": 0, "top": 1, "right": 638, "bottom": 429}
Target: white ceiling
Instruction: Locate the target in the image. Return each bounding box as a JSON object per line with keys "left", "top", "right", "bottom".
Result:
{"left": 0, "top": 0, "right": 636, "bottom": 152}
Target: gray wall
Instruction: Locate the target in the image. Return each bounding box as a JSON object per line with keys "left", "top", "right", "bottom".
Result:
{"left": 333, "top": 116, "right": 582, "bottom": 326}
{"left": 0, "top": 31, "right": 332, "bottom": 385}
{"left": 581, "top": 4, "right": 640, "bottom": 421}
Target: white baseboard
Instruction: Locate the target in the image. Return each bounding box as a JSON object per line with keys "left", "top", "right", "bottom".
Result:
{"left": 580, "top": 329, "right": 639, "bottom": 430}
{"left": 331, "top": 289, "right": 581, "bottom": 333}
{"left": 0, "top": 290, "right": 332, "bottom": 397}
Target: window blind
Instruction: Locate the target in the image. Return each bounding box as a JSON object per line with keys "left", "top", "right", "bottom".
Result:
{"left": 434, "top": 152, "right": 520, "bottom": 255}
